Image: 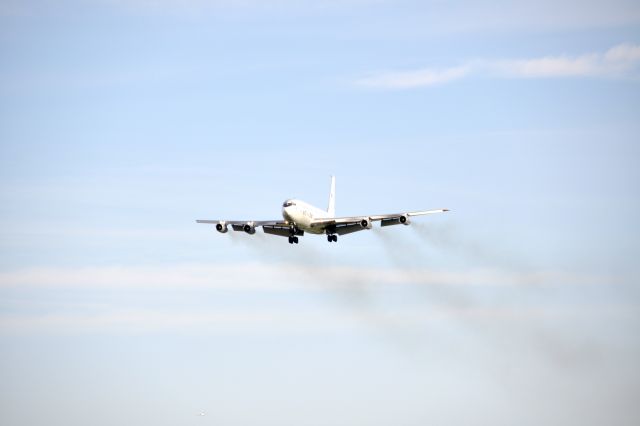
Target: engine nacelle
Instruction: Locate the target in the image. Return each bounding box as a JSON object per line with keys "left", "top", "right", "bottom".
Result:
{"left": 360, "top": 218, "right": 372, "bottom": 229}
{"left": 215, "top": 222, "right": 228, "bottom": 233}
{"left": 243, "top": 224, "right": 256, "bottom": 235}
{"left": 381, "top": 214, "right": 411, "bottom": 227}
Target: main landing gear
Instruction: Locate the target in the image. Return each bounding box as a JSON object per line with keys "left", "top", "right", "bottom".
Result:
{"left": 288, "top": 236, "right": 299, "bottom": 244}
{"left": 327, "top": 234, "right": 338, "bottom": 243}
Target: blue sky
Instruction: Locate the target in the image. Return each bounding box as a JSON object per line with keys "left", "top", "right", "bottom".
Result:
{"left": 1, "top": 1, "right": 639, "bottom": 425}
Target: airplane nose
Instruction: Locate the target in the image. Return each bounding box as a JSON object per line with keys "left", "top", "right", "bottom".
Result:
{"left": 282, "top": 207, "right": 293, "bottom": 222}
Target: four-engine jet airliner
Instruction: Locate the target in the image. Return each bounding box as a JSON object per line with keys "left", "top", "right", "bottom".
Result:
{"left": 196, "top": 176, "right": 449, "bottom": 244}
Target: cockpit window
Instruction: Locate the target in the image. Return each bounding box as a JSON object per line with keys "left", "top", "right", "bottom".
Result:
{"left": 282, "top": 200, "right": 296, "bottom": 207}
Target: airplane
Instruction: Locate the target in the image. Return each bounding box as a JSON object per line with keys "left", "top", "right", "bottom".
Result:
{"left": 196, "top": 176, "right": 449, "bottom": 244}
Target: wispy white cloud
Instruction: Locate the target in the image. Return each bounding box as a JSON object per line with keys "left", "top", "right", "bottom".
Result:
{"left": 1, "top": 304, "right": 634, "bottom": 335}
{"left": 357, "top": 43, "right": 640, "bottom": 89}
{"left": 5, "top": 0, "right": 639, "bottom": 33}
{"left": 354, "top": 65, "right": 471, "bottom": 89}
{"left": 0, "top": 309, "right": 362, "bottom": 335}
{"left": 0, "top": 263, "right": 631, "bottom": 335}
{"left": 0, "top": 263, "right": 296, "bottom": 291}
{"left": 0, "top": 263, "right": 618, "bottom": 290}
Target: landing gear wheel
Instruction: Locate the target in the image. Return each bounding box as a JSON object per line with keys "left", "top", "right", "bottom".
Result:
{"left": 332, "top": 235, "right": 338, "bottom": 242}
{"left": 288, "top": 236, "right": 294, "bottom": 244}
{"left": 327, "top": 235, "right": 332, "bottom": 242}
{"left": 293, "top": 236, "right": 299, "bottom": 244}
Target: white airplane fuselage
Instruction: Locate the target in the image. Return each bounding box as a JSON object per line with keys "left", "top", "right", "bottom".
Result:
{"left": 282, "top": 199, "right": 331, "bottom": 234}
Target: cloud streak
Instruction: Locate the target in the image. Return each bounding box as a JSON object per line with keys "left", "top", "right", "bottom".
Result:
{"left": 0, "top": 262, "right": 626, "bottom": 336}
{"left": 0, "top": 309, "right": 362, "bottom": 335}
{"left": 357, "top": 43, "right": 640, "bottom": 89}
{"left": 2, "top": 304, "right": 633, "bottom": 335}
{"left": 0, "top": 262, "right": 619, "bottom": 290}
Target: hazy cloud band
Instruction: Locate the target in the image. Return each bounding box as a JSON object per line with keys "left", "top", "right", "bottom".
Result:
{"left": 357, "top": 43, "right": 640, "bottom": 89}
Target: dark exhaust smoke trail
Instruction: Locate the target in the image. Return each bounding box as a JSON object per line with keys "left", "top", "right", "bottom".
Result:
{"left": 226, "top": 228, "right": 616, "bottom": 376}
{"left": 372, "top": 227, "right": 473, "bottom": 308}
{"left": 229, "top": 231, "right": 370, "bottom": 302}
{"left": 371, "top": 223, "right": 606, "bottom": 372}
{"left": 371, "top": 227, "right": 429, "bottom": 268}
{"left": 412, "top": 222, "right": 531, "bottom": 274}
{"left": 406, "top": 222, "right": 623, "bottom": 376}
{"left": 229, "top": 231, "right": 444, "bottom": 355}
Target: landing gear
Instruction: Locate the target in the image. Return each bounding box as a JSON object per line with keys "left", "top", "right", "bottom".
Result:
{"left": 288, "top": 226, "right": 300, "bottom": 244}
{"left": 327, "top": 234, "right": 338, "bottom": 243}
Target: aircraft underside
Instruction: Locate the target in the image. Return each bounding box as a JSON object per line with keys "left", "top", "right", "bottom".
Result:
{"left": 196, "top": 176, "right": 448, "bottom": 245}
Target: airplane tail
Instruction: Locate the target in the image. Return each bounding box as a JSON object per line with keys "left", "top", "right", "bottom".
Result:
{"left": 327, "top": 175, "right": 336, "bottom": 217}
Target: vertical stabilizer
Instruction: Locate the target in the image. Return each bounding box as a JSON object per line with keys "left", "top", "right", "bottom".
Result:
{"left": 327, "top": 175, "right": 336, "bottom": 217}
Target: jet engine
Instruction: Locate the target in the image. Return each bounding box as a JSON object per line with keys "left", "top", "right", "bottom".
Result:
{"left": 360, "top": 218, "right": 372, "bottom": 229}
{"left": 243, "top": 224, "right": 256, "bottom": 234}
{"left": 381, "top": 214, "right": 411, "bottom": 227}
{"left": 216, "top": 222, "right": 228, "bottom": 233}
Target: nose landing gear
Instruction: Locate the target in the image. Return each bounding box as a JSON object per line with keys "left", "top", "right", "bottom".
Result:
{"left": 327, "top": 234, "right": 338, "bottom": 243}
{"left": 288, "top": 236, "right": 299, "bottom": 244}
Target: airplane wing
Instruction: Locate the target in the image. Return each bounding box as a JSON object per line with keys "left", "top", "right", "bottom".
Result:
{"left": 196, "top": 219, "right": 301, "bottom": 236}
{"left": 369, "top": 208, "right": 450, "bottom": 221}
{"left": 309, "top": 208, "right": 449, "bottom": 235}
{"left": 196, "top": 219, "right": 286, "bottom": 227}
